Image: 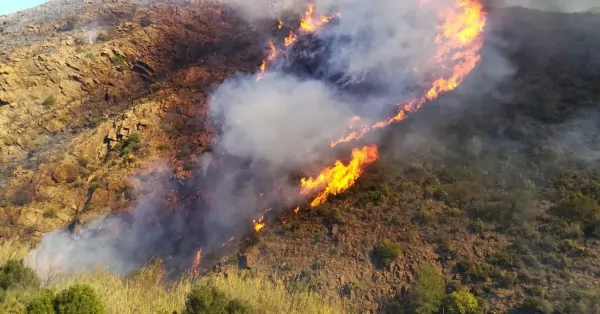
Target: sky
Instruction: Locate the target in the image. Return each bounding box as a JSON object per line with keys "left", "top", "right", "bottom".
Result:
{"left": 0, "top": 0, "right": 47, "bottom": 15}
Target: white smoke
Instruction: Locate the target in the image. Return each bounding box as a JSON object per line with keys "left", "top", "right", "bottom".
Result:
{"left": 210, "top": 72, "right": 354, "bottom": 167}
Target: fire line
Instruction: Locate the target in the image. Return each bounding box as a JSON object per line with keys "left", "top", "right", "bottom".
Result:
{"left": 250, "top": 0, "right": 486, "bottom": 233}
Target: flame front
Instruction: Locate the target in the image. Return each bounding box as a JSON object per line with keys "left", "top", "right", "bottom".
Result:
{"left": 330, "top": 0, "right": 486, "bottom": 146}
{"left": 300, "top": 145, "right": 378, "bottom": 207}
{"left": 251, "top": 0, "right": 485, "bottom": 233}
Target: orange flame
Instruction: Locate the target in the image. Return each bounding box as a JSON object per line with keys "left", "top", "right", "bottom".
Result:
{"left": 192, "top": 248, "right": 202, "bottom": 276}
{"left": 300, "top": 4, "right": 340, "bottom": 33}
{"left": 330, "top": 0, "right": 486, "bottom": 147}
{"left": 253, "top": 216, "right": 265, "bottom": 232}
{"left": 267, "top": 41, "right": 277, "bottom": 61}
{"left": 278, "top": 18, "right": 284, "bottom": 29}
{"left": 300, "top": 145, "right": 378, "bottom": 207}
{"left": 284, "top": 31, "right": 297, "bottom": 46}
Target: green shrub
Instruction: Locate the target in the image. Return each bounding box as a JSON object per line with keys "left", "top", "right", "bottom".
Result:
{"left": 184, "top": 285, "right": 229, "bottom": 314}
{"left": 224, "top": 299, "right": 252, "bottom": 314}
{"left": 0, "top": 259, "right": 41, "bottom": 291}
{"left": 184, "top": 285, "right": 252, "bottom": 314}
{"left": 42, "top": 96, "right": 56, "bottom": 109}
{"left": 0, "top": 292, "right": 26, "bottom": 313}
{"left": 77, "top": 156, "right": 90, "bottom": 168}
{"left": 27, "top": 290, "right": 55, "bottom": 314}
{"left": 444, "top": 290, "right": 479, "bottom": 314}
{"left": 120, "top": 133, "right": 142, "bottom": 156}
{"left": 53, "top": 284, "right": 104, "bottom": 314}
{"left": 42, "top": 208, "right": 58, "bottom": 219}
{"left": 411, "top": 263, "right": 446, "bottom": 314}
{"left": 552, "top": 193, "right": 600, "bottom": 222}
{"left": 373, "top": 240, "right": 402, "bottom": 267}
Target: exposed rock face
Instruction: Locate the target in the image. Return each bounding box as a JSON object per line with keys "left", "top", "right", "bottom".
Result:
{"left": 0, "top": 0, "right": 262, "bottom": 240}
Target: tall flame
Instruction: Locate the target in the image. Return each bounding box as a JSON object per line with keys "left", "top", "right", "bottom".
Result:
{"left": 192, "top": 248, "right": 202, "bottom": 276}
{"left": 330, "top": 0, "right": 486, "bottom": 147}
{"left": 300, "top": 145, "right": 378, "bottom": 207}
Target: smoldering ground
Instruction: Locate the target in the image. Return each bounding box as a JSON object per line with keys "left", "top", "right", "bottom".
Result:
{"left": 24, "top": 0, "right": 548, "bottom": 277}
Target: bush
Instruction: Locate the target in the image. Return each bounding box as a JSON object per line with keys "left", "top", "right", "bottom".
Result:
{"left": 552, "top": 193, "right": 600, "bottom": 222}
{"left": 77, "top": 156, "right": 90, "bottom": 168}
{"left": 64, "top": 16, "right": 77, "bottom": 31}
{"left": 184, "top": 285, "right": 252, "bottom": 314}
{"left": 444, "top": 290, "right": 479, "bottom": 314}
{"left": 119, "top": 133, "right": 142, "bottom": 156}
{"left": 184, "top": 285, "right": 229, "bottom": 314}
{"left": 42, "top": 96, "right": 56, "bottom": 109}
{"left": 411, "top": 263, "right": 446, "bottom": 314}
{"left": 10, "top": 190, "right": 33, "bottom": 206}
{"left": 53, "top": 284, "right": 104, "bottom": 314}
{"left": 224, "top": 299, "right": 252, "bottom": 314}
{"left": 373, "top": 240, "right": 402, "bottom": 267}
{"left": 27, "top": 290, "right": 55, "bottom": 314}
{"left": 0, "top": 259, "right": 41, "bottom": 291}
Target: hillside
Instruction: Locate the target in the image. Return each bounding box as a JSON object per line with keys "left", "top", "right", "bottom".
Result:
{"left": 1, "top": 1, "right": 600, "bottom": 314}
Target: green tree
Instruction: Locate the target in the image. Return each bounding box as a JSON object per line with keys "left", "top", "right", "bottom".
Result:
{"left": 444, "top": 290, "right": 479, "bottom": 314}
{"left": 411, "top": 263, "right": 446, "bottom": 314}
{"left": 53, "top": 284, "right": 104, "bottom": 314}
{"left": 0, "top": 259, "right": 41, "bottom": 291}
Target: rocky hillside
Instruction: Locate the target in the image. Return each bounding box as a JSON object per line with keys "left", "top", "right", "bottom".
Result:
{"left": 0, "top": 0, "right": 263, "bottom": 239}
{"left": 1, "top": 1, "right": 600, "bottom": 314}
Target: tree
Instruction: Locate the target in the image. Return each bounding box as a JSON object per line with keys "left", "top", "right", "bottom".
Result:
{"left": 411, "top": 263, "right": 446, "bottom": 314}
{"left": 444, "top": 290, "right": 479, "bottom": 314}
{"left": 53, "top": 284, "right": 104, "bottom": 314}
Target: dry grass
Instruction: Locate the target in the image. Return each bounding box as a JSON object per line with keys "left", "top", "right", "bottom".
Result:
{"left": 0, "top": 238, "right": 346, "bottom": 313}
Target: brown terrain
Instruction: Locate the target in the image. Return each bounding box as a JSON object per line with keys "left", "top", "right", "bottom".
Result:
{"left": 1, "top": 1, "right": 600, "bottom": 314}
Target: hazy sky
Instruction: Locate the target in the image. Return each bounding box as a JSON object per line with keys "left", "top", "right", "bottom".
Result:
{"left": 0, "top": 0, "right": 47, "bottom": 15}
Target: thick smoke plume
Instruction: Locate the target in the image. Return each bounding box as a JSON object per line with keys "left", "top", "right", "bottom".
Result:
{"left": 26, "top": 0, "right": 510, "bottom": 277}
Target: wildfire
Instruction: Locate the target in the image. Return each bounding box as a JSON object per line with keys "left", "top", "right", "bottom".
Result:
{"left": 251, "top": 0, "right": 485, "bottom": 234}
{"left": 253, "top": 216, "right": 265, "bottom": 232}
{"left": 300, "top": 145, "right": 378, "bottom": 207}
{"left": 191, "top": 248, "right": 202, "bottom": 276}
{"left": 256, "top": 4, "right": 339, "bottom": 82}
{"left": 330, "top": 0, "right": 486, "bottom": 147}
